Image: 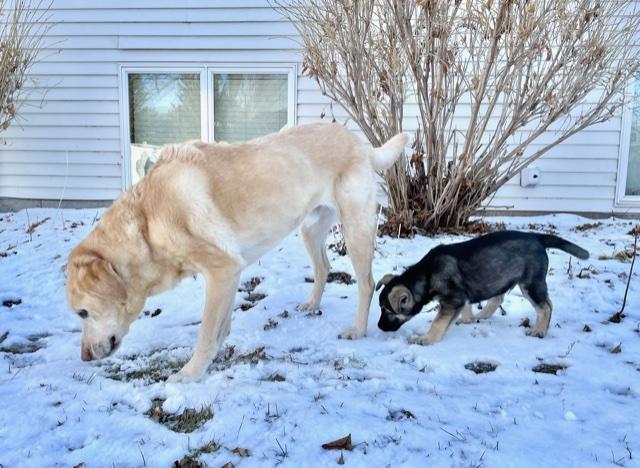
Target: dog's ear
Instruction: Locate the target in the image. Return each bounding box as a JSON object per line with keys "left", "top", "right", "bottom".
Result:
{"left": 375, "top": 274, "right": 397, "bottom": 291}
{"left": 388, "top": 285, "right": 415, "bottom": 312}
{"left": 69, "top": 252, "right": 127, "bottom": 304}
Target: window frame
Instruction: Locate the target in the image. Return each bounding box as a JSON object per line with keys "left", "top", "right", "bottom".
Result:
{"left": 119, "top": 63, "right": 297, "bottom": 190}
{"left": 616, "top": 76, "right": 640, "bottom": 206}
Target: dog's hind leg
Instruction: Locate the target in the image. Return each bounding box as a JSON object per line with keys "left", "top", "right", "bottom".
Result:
{"left": 413, "top": 303, "right": 463, "bottom": 345}
{"left": 474, "top": 294, "right": 505, "bottom": 320}
{"left": 298, "top": 206, "right": 337, "bottom": 311}
{"left": 335, "top": 173, "right": 377, "bottom": 340}
{"left": 455, "top": 303, "right": 475, "bottom": 324}
{"left": 519, "top": 283, "right": 552, "bottom": 338}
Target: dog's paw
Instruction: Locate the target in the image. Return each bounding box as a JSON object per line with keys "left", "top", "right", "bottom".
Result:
{"left": 167, "top": 366, "right": 203, "bottom": 384}
{"left": 526, "top": 329, "right": 546, "bottom": 339}
{"left": 296, "top": 302, "right": 320, "bottom": 312}
{"left": 409, "top": 335, "right": 435, "bottom": 346}
{"left": 338, "top": 326, "right": 366, "bottom": 340}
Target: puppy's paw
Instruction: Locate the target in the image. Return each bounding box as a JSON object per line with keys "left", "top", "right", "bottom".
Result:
{"left": 296, "top": 302, "right": 320, "bottom": 312}
{"left": 526, "top": 329, "right": 546, "bottom": 339}
{"left": 338, "top": 325, "right": 366, "bottom": 340}
{"left": 456, "top": 316, "right": 476, "bottom": 325}
{"left": 409, "top": 335, "right": 435, "bottom": 346}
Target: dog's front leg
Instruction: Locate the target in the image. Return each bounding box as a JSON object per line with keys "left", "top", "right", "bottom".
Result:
{"left": 412, "top": 304, "right": 462, "bottom": 345}
{"left": 169, "top": 265, "right": 241, "bottom": 383}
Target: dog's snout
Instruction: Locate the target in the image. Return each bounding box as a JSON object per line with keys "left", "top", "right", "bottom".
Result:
{"left": 81, "top": 345, "right": 92, "bottom": 362}
{"left": 109, "top": 335, "right": 117, "bottom": 351}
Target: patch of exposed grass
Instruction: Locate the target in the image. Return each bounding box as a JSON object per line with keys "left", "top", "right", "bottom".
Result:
{"left": 105, "top": 346, "right": 268, "bottom": 383}
{"left": 532, "top": 363, "right": 567, "bottom": 375}
{"left": 26, "top": 217, "right": 50, "bottom": 235}
{"left": 0, "top": 342, "right": 43, "bottom": 354}
{"left": 210, "top": 346, "right": 268, "bottom": 372}
{"left": 27, "top": 333, "right": 51, "bottom": 342}
{"left": 387, "top": 409, "right": 416, "bottom": 421}
{"left": 599, "top": 248, "right": 637, "bottom": 262}
{"left": 574, "top": 222, "right": 602, "bottom": 232}
{"left": 464, "top": 361, "right": 498, "bottom": 374}
{"left": 173, "top": 438, "right": 222, "bottom": 467}
{"left": 173, "top": 456, "right": 204, "bottom": 468}
{"left": 2, "top": 298, "right": 22, "bottom": 308}
{"left": 0, "top": 334, "right": 47, "bottom": 354}
{"left": 260, "top": 373, "right": 286, "bottom": 382}
{"left": 245, "top": 292, "right": 267, "bottom": 302}
{"left": 104, "top": 355, "right": 188, "bottom": 383}
{"left": 147, "top": 399, "right": 213, "bottom": 433}
{"left": 305, "top": 271, "right": 355, "bottom": 285}
{"left": 263, "top": 318, "right": 278, "bottom": 331}
{"left": 238, "top": 276, "right": 263, "bottom": 293}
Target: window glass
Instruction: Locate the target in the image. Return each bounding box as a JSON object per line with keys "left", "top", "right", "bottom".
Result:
{"left": 626, "top": 79, "right": 640, "bottom": 196}
{"left": 128, "top": 73, "right": 200, "bottom": 183}
{"left": 213, "top": 73, "right": 288, "bottom": 142}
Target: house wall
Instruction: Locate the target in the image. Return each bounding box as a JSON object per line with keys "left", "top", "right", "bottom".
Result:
{"left": 0, "top": 0, "right": 638, "bottom": 215}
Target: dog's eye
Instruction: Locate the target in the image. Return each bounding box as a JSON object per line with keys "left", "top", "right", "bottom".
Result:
{"left": 77, "top": 309, "right": 88, "bottom": 319}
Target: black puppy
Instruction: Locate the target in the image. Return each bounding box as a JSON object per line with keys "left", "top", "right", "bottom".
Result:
{"left": 376, "top": 231, "right": 589, "bottom": 345}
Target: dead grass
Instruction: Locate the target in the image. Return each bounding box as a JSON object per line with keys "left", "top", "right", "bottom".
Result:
{"left": 104, "top": 355, "right": 188, "bottom": 383}
{"left": 464, "top": 361, "right": 498, "bottom": 374}
{"left": 0, "top": 341, "right": 43, "bottom": 354}
{"left": 574, "top": 222, "right": 602, "bottom": 232}
{"left": 305, "top": 271, "right": 355, "bottom": 285}
{"left": 147, "top": 398, "right": 213, "bottom": 433}
{"left": 173, "top": 439, "right": 222, "bottom": 467}
{"left": 25, "top": 217, "right": 50, "bottom": 235}
{"left": 244, "top": 292, "right": 267, "bottom": 302}
{"left": 238, "top": 277, "right": 263, "bottom": 293}
{"left": 532, "top": 363, "right": 567, "bottom": 375}
{"left": 598, "top": 248, "right": 637, "bottom": 262}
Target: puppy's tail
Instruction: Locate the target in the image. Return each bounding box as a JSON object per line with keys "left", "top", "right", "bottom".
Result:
{"left": 369, "top": 132, "right": 410, "bottom": 171}
{"left": 538, "top": 234, "right": 590, "bottom": 260}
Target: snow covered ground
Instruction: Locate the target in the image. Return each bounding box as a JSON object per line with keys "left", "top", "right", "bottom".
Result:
{"left": 0, "top": 208, "right": 638, "bottom": 468}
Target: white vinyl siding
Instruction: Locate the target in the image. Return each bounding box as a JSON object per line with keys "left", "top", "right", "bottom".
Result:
{"left": 0, "top": 0, "right": 637, "bottom": 215}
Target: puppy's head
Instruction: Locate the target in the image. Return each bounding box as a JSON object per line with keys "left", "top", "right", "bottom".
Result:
{"left": 376, "top": 274, "right": 418, "bottom": 332}
{"left": 66, "top": 248, "right": 141, "bottom": 361}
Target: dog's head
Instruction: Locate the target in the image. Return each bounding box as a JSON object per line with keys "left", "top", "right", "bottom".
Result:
{"left": 375, "top": 274, "right": 420, "bottom": 332}
{"left": 66, "top": 248, "right": 143, "bottom": 361}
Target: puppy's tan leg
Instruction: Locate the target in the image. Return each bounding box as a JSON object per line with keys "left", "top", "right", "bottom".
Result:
{"left": 169, "top": 263, "right": 241, "bottom": 383}
{"left": 412, "top": 305, "right": 461, "bottom": 345}
{"left": 298, "top": 206, "right": 336, "bottom": 311}
{"left": 519, "top": 285, "right": 552, "bottom": 338}
{"left": 474, "top": 294, "right": 504, "bottom": 320}
{"left": 335, "top": 178, "right": 376, "bottom": 340}
{"left": 455, "top": 303, "right": 475, "bottom": 324}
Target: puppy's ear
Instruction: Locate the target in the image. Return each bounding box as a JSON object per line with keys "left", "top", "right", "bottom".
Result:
{"left": 69, "top": 252, "right": 127, "bottom": 303}
{"left": 375, "top": 274, "right": 397, "bottom": 291}
{"left": 388, "top": 285, "right": 415, "bottom": 312}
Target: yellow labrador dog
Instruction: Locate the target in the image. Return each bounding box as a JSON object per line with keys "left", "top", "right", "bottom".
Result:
{"left": 66, "top": 123, "right": 408, "bottom": 382}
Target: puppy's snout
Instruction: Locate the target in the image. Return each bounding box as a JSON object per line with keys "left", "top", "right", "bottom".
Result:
{"left": 109, "top": 335, "right": 117, "bottom": 352}
{"left": 378, "top": 314, "right": 401, "bottom": 332}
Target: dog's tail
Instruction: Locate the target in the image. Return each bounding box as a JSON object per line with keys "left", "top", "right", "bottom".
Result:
{"left": 369, "top": 133, "right": 410, "bottom": 171}
{"left": 537, "top": 234, "right": 589, "bottom": 259}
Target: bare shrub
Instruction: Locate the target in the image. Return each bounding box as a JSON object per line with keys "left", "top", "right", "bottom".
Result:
{"left": 1, "top": 0, "right": 52, "bottom": 133}
{"left": 276, "top": 0, "right": 640, "bottom": 231}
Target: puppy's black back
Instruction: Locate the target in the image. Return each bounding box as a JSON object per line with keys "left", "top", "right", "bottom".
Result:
{"left": 419, "top": 231, "right": 587, "bottom": 304}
